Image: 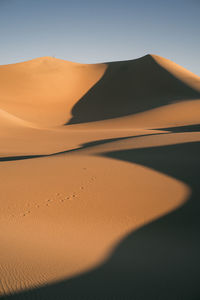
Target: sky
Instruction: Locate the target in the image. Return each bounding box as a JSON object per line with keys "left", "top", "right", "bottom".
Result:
{"left": 0, "top": 0, "right": 199, "bottom": 75}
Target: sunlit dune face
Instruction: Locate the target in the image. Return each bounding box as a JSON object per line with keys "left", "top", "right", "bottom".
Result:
{"left": 0, "top": 151, "right": 190, "bottom": 295}
{"left": 0, "top": 57, "right": 107, "bottom": 126}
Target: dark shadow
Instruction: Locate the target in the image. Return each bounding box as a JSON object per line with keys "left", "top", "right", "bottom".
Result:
{"left": 156, "top": 123, "right": 200, "bottom": 133}
{"left": 1, "top": 125, "right": 198, "bottom": 163}
{"left": 0, "top": 154, "right": 45, "bottom": 162}
{"left": 0, "top": 137, "right": 128, "bottom": 162}
{"left": 0, "top": 137, "right": 131, "bottom": 162}
{"left": 2, "top": 141, "right": 200, "bottom": 299}
{"left": 0, "top": 132, "right": 163, "bottom": 162}
{"left": 67, "top": 55, "right": 200, "bottom": 125}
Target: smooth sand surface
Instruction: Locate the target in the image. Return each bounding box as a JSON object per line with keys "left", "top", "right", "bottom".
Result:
{"left": 0, "top": 54, "right": 200, "bottom": 299}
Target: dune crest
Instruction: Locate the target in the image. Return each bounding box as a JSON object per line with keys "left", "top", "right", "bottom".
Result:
{"left": 151, "top": 54, "right": 200, "bottom": 91}
{"left": 0, "top": 57, "right": 107, "bottom": 127}
{"left": 0, "top": 54, "right": 199, "bottom": 129}
{"left": 67, "top": 54, "right": 200, "bottom": 125}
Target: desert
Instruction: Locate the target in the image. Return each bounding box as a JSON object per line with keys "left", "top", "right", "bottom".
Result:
{"left": 0, "top": 54, "right": 200, "bottom": 299}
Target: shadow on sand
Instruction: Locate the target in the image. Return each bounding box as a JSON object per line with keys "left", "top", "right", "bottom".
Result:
{"left": 0, "top": 133, "right": 164, "bottom": 163}
{"left": 157, "top": 123, "right": 200, "bottom": 133}
{"left": 2, "top": 138, "right": 200, "bottom": 300}
{"left": 0, "top": 136, "right": 136, "bottom": 162}
{"left": 67, "top": 55, "right": 200, "bottom": 125}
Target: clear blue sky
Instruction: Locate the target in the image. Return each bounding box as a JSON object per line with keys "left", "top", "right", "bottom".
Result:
{"left": 0, "top": 0, "right": 199, "bottom": 75}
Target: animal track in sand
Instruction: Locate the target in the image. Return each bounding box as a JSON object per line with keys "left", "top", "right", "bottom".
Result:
{"left": 9, "top": 174, "right": 97, "bottom": 219}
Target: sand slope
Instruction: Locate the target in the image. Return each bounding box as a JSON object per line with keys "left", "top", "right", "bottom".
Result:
{"left": 0, "top": 57, "right": 107, "bottom": 127}
{"left": 0, "top": 54, "right": 200, "bottom": 299}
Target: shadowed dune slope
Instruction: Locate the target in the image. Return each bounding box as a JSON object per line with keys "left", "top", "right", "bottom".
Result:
{"left": 68, "top": 54, "right": 200, "bottom": 125}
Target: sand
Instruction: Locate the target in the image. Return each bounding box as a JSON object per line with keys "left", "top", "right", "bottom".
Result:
{"left": 0, "top": 54, "right": 200, "bottom": 299}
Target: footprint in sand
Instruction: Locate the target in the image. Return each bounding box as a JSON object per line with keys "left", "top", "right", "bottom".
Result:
{"left": 20, "top": 175, "right": 97, "bottom": 217}
{"left": 22, "top": 211, "right": 30, "bottom": 217}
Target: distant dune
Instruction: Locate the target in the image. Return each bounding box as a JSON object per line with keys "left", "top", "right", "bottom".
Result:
{"left": 0, "top": 55, "right": 200, "bottom": 299}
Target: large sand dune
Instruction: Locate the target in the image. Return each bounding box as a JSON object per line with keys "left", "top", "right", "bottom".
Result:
{"left": 0, "top": 55, "right": 200, "bottom": 299}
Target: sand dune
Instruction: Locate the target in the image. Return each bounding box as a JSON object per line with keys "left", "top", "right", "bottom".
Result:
{"left": 0, "top": 54, "right": 200, "bottom": 299}
{"left": 68, "top": 54, "right": 200, "bottom": 125}
{"left": 0, "top": 57, "right": 106, "bottom": 127}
